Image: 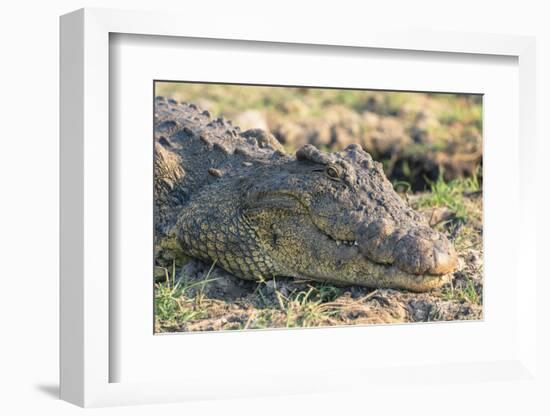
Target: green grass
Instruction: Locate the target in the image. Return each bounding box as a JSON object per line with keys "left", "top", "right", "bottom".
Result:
{"left": 416, "top": 169, "right": 480, "bottom": 223}
{"left": 283, "top": 287, "right": 329, "bottom": 328}
{"left": 254, "top": 280, "right": 345, "bottom": 328}
{"left": 438, "top": 97, "right": 483, "bottom": 131}
{"left": 442, "top": 270, "right": 482, "bottom": 305}
{"left": 154, "top": 261, "right": 219, "bottom": 331}
{"left": 155, "top": 268, "right": 366, "bottom": 331}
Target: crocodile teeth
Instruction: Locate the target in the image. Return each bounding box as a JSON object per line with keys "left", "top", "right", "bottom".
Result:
{"left": 335, "top": 239, "right": 357, "bottom": 246}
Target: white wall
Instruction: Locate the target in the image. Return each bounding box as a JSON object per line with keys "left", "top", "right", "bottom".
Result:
{"left": 0, "top": 1, "right": 548, "bottom": 414}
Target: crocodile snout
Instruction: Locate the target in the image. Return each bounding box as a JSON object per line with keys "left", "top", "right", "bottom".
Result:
{"left": 357, "top": 218, "right": 457, "bottom": 276}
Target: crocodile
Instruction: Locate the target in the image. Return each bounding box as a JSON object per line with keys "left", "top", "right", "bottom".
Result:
{"left": 154, "top": 96, "right": 457, "bottom": 292}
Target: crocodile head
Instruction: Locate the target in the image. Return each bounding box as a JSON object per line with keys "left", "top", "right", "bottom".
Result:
{"left": 177, "top": 144, "right": 457, "bottom": 291}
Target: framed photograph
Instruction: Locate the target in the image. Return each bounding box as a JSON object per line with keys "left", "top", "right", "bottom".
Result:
{"left": 151, "top": 81, "right": 483, "bottom": 334}
{"left": 60, "top": 8, "right": 538, "bottom": 408}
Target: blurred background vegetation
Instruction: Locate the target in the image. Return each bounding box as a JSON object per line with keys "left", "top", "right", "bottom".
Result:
{"left": 156, "top": 82, "right": 482, "bottom": 191}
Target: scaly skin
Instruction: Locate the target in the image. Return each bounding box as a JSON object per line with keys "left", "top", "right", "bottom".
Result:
{"left": 154, "top": 97, "right": 458, "bottom": 291}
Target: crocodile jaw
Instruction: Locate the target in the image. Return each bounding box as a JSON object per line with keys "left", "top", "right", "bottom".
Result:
{"left": 262, "top": 213, "right": 455, "bottom": 292}
{"left": 356, "top": 217, "right": 458, "bottom": 276}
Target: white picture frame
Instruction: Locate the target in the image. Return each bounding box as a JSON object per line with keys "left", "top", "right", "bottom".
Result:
{"left": 60, "top": 7, "right": 538, "bottom": 408}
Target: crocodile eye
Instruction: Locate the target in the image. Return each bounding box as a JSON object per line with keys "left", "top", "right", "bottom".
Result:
{"left": 326, "top": 165, "right": 340, "bottom": 179}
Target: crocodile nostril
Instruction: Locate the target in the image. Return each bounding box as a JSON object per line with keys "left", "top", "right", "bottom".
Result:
{"left": 429, "top": 238, "right": 458, "bottom": 275}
